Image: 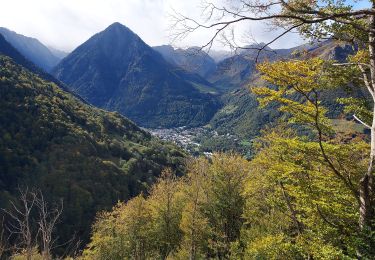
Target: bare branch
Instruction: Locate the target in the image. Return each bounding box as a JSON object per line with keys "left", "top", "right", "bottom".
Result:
{"left": 353, "top": 114, "right": 372, "bottom": 129}
{"left": 170, "top": 0, "right": 373, "bottom": 59}
{"left": 35, "top": 191, "right": 63, "bottom": 260}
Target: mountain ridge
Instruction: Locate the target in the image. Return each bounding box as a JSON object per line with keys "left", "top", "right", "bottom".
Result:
{"left": 0, "top": 27, "right": 63, "bottom": 72}
{"left": 0, "top": 32, "right": 78, "bottom": 95}
{"left": 153, "top": 45, "right": 217, "bottom": 78}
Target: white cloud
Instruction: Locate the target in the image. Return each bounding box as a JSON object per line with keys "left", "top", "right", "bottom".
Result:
{"left": 0, "top": 0, "right": 305, "bottom": 52}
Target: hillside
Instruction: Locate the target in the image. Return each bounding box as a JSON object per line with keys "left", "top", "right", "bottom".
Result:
{"left": 198, "top": 40, "right": 361, "bottom": 152}
{"left": 207, "top": 55, "right": 257, "bottom": 91}
{"left": 0, "top": 27, "right": 62, "bottom": 72}
{"left": 53, "top": 23, "right": 220, "bottom": 128}
{"left": 0, "top": 55, "right": 186, "bottom": 247}
{"left": 209, "top": 87, "right": 281, "bottom": 140}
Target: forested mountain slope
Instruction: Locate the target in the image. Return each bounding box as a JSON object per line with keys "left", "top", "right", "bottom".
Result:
{"left": 0, "top": 55, "right": 186, "bottom": 247}
{"left": 207, "top": 40, "right": 359, "bottom": 143}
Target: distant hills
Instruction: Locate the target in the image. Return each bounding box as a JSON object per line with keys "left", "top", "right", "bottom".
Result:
{"left": 48, "top": 46, "right": 68, "bottom": 59}
{"left": 207, "top": 54, "right": 257, "bottom": 91}
{"left": 208, "top": 49, "right": 233, "bottom": 62}
{"left": 0, "top": 33, "right": 75, "bottom": 94}
{"left": 154, "top": 45, "right": 217, "bottom": 78}
{"left": 53, "top": 23, "right": 220, "bottom": 128}
{"left": 206, "top": 40, "right": 358, "bottom": 143}
{"left": 0, "top": 27, "right": 65, "bottom": 72}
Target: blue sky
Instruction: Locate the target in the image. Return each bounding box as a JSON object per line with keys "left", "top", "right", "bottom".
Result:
{"left": 0, "top": 0, "right": 370, "bottom": 52}
{"left": 350, "top": 0, "right": 371, "bottom": 9}
{"left": 0, "top": 0, "right": 305, "bottom": 51}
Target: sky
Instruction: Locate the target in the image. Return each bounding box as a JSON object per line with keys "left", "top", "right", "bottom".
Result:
{"left": 0, "top": 0, "right": 367, "bottom": 53}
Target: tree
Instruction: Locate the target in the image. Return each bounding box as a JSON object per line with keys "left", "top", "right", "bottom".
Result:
{"left": 203, "top": 153, "right": 250, "bottom": 258}
{"left": 83, "top": 195, "right": 154, "bottom": 260}
{"left": 177, "top": 158, "right": 211, "bottom": 259}
{"left": 172, "top": 0, "right": 375, "bottom": 256}
{"left": 83, "top": 169, "right": 184, "bottom": 260}
{"left": 239, "top": 126, "right": 367, "bottom": 258}
{"left": 148, "top": 168, "right": 184, "bottom": 259}
{"left": 0, "top": 217, "right": 8, "bottom": 258}
{"left": 83, "top": 154, "right": 251, "bottom": 259}
{"left": 4, "top": 189, "right": 37, "bottom": 260}
{"left": 251, "top": 57, "right": 375, "bottom": 256}
{"left": 35, "top": 192, "right": 63, "bottom": 260}
{"left": 3, "top": 189, "right": 63, "bottom": 260}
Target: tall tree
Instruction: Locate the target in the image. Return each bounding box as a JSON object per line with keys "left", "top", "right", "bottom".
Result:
{"left": 0, "top": 217, "right": 8, "bottom": 258}
{"left": 5, "top": 190, "right": 37, "bottom": 260}
{"left": 178, "top": 158, "right": 211, "bottom": 260}
{"left": 204, "top": 153, "right": 250, "bottom": 258}
{"left": 3, "top": 189, "right": 63, "bottom": 260}
{"left": 252, "top": 57, "right": 374, "bottom": 256}
{"left": 83, "top": 195, "right": 154, "bottom": 260}
{"left": 240, "top": 126, "right": 367, "bottom": 258}
{"left": 148, "top": 168, "right": 184, "bottom": 259}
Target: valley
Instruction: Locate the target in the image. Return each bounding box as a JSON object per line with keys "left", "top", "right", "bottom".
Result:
{"left": 147, "top": 127, "right": 206, "bottom": 154}
{"left": 147, "top": 126, "right": 245, "bottom": 156}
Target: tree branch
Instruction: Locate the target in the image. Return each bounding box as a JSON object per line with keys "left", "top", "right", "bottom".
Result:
{"left": 353, "top": 114, "right": 372, "bottom": 129}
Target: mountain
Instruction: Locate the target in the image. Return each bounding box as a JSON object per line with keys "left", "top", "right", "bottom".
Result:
{"left": 0, "top": 27, "right": 63, "bottom": 72}
{"left": 208, "top": 87, "right": 281, "bottom": 141}
{"left": 207, "top": 55, "right": 257, "bottom": 90}
{"left": 202, "top": 40, "right": 359, "bottom": 152}
{"left": 302, "top": 40, "right": 356, "bottom": 61}
{"left": 48, "top": 46, "right": 69, "bottom": 59}
{"left": 206, "top": 40, "right": 356, "bottom": 91}
{"left": 0, "top": 33, "right": 74, "bottom": 94}
{"left": 208, "top": 49, "right": 233, "bottom": 62}
{"left": 0, "top": 33, "right": 39, "bottom": 72}
{"left": 53, "top": 23, "right": 220, "bottom": 128}
{"left": 154, "top": 45, "right": 217, "bottom": 78}
{"left": 206, "top": 43, "right": 291, "bottom": 91}
{"left": 0, "top": 54, "right": 186, "bottom": 248}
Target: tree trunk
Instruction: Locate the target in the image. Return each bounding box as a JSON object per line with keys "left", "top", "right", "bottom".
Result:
{"left": 279, "top": 181, "right": 303, "bottom": 235}
{"left": 358, "top": 9, "right": 375, "bottom": 257}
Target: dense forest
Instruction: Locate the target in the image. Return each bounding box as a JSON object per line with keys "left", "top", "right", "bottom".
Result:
{"left": 0, "top": 55, "right": 186, "bottom": 257}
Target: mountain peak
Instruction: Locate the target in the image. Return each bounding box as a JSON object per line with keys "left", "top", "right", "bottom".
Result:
{"left": 97, "top": 22, "right": 142, "bottom": 44}
{"left": 109, "top": 21, "right": 122, "bottom": 26}
{"left": 105, "top": 22, "right": 131, "bottom": 32}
